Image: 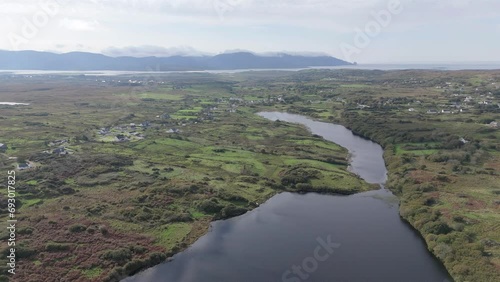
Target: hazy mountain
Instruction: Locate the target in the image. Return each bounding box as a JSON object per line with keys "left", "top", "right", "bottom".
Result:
{"left": 0, "top": 50, "right": 351, "bottom": 71}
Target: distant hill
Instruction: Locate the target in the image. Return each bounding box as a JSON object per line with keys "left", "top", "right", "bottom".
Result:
{"left": 0, "top": 50, "right": 351, "bottom": 71}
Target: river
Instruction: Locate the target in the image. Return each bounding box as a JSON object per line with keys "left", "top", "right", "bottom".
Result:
{"left": 123, "top": 112, "right": 452, "bottom": 282}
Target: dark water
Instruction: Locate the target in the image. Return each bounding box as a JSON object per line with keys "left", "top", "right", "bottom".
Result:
{"left": 123, "top": 112, "right": 452, "bottom": 282}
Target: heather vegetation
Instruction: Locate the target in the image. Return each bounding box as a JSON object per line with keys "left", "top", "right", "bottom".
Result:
{"left": 0, "top": 69, "right": 498, "bottom": 281}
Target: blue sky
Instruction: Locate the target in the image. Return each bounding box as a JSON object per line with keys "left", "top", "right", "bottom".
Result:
{"left": 0, "top": 0, "right": 499, "bottom": 63}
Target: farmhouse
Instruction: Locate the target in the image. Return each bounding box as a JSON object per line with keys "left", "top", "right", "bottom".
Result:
{"left": 53, "top": 147, "right": 68, "bottom": 155}
{"left": 99, "top": 128, "right": 110, "bottom": 135}
{"left": 116, "top": 135, "right": 129, "bottom": 142}
{"left": 139, "top": 121, "right": 151, "bottom": 128}
{"left": 48, "top": 139, "right": 68, "bottom": 147}
{"left": 167, "top": 128, "right": 181, "bottom": 134}
{"left": 18, "top": 163, "right": 32, "bottom": 170}
{"left": 459, "top": 138, "right": 470, "bottom": 144}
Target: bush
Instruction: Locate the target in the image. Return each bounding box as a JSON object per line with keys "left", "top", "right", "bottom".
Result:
{"left": 295, "top": 183, "right": 313, "bottom": 191}
{"left": 280, "top": 168, "right": 320, "bottom": 186}
{"left": 46, "top": 243, "right": 71, "bottom": 252}
{"left": 17, "top": 227, "right": 34, "bottom": 235}
{"left": 434, "top": 243, "right": 453, "bottom": 260}
{"left": 104, "top": 267, "right": 125, "bottom": 282}
{"left": 69, "top": 224, "right": 87, "bottom": 233}
{"left": 452, "top": 264, "right": 471, "bottom": 276}
{"left": 423, "top": 221, "right": 452, "bottom": 235}
{"left": 1, "top": 245, "right": 36, "bottom": 258}
{"left": 102, "top": 248, "right": 132, "bottom": 263}
{"left": 436, "top": 175, "right": 450, "bottom": 182}
{"left": 124, "top": 259, "right": 147, "bottom": 275}
{"left": 220, "top": 204, "right": 247, "bottom": 219}
{"left": 129, "top": 245, "right": 147, "bottom": 254}
{"left": 148, "top": 252, "right": 167, "bottom": 264}
{"left": 166, "top": 213, "right": 192, "bottom": 223}
{"left": 98, "top": 225, "right": 109, "bottom": 235}
{"left": 199, "top": 199, "right": 223, "bottom": 214}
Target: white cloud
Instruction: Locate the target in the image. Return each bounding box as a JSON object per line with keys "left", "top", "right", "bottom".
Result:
{"left": 59, "top": 18, "right": 99, "bottom": 31}
{"left": 102, "top": 45, "right": 210, "bottom": 57}
{"left": 0, "top": 0, "right": 499, "bottom": 62}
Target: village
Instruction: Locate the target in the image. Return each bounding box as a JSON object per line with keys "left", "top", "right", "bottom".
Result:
{"left": 347, "top": 78, "right": 499, "bottom": 129}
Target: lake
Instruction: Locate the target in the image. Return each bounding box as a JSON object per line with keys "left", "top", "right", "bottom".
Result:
{"left": 0, "top": 102, "right": 30, "bottom": 105}
{"left": 123, "top": 112, "right": 452, "bottom": 282}
{"left": 1, "top": 63, "right": 499, "bottom": 77}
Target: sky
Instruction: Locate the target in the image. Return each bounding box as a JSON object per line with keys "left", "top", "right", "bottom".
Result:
{"left": 0, "top": 0, "right": 499, "bottom": 63}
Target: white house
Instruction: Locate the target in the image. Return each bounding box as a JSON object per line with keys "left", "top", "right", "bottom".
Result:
{"left": 167, "top": 128, "right": 181, "bottom": 134}
{"left": 18, "top": 163, "right": 32, "bottom": 170}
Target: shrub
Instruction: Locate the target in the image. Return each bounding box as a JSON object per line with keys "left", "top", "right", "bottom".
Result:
{"left": 17, "top": 227, "right": 34, "bottom": 235}
{"left": 69, "top": 224, "right": 87, "bottom": 233}
{"left": 98, "top": 225, "right": 109, "bottom": 235}
{"left": 104, "top": 267, "right": 125, "bottom": 282}
{"left": 166, "top": 213, "right": 192, "bottom": 223}
{"left": 436, "top": 175, "right": 450, "bottom": 182}
{"left": 434, "top": 243, "right": 453, "bottom": 260}
{"left": 199, "top": 199, "right": 223, "bottom": 214}
{"left": 102, "top": 248, "right": 132, "bottom": 263}
{"left": 2, "top": 245, "right": 36, "bottom": 258}
{"left": 452, "top": 264, "right": 470, "bottom": 276}
{"left": 423, "top": 221, "right": 452, "bottom": 235}
{"left": 220, "top": 204, "right": 247, "bottom": 219}
{"left": 46, "top": 243, "right": 71, "bottom": 252}
{"left": 296, "top": 183, "right": 313, "bottom": 191}
{"left": 280, "top": 168, "right": 320, "bottom": 186}
{"left": 124, "top": 259, "right": 147, "bottom": 275}
{"left": 129, "top": 245, "right": 147, "bottom": 254}
{"left": 148, "top": 252, "right": 167, "bottom": 264}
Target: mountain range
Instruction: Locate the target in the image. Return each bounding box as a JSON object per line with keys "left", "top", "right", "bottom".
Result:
{"left": 0, "top": 50, "right": 351, "bottom": 71}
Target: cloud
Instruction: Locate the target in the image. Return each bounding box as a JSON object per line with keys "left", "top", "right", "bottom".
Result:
{"left": 4, "top": 0, "right": 499, "bottom": 34}
{"left": 59, "top": 18, "right": 99, "bottom": 31}
{"left": 0, "top": 0, "right": 499, "bottom": 62}
{"left": 101, "top": 45, "right": 210, "bottom": 57}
